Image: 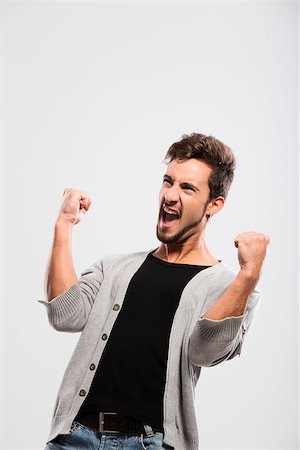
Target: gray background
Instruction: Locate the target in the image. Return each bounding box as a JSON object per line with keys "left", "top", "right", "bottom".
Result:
{"left": 1, "top": 1, "right": 299, "bottom": 449}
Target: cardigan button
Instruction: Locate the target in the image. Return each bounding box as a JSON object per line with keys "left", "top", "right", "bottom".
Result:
{"left": 113, "top": 304, "right": 120, "bottom": 311}
{"left": 102, "top": 333, "right": 107, "bottom": 340}
{"left": 90, "top": 363, "right": 96, "bottom": 370}
{"left": 79, "top": 389, "right": 86, "bottom": 397}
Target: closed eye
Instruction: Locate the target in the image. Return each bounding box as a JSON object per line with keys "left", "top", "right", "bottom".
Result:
{"left": 163, "top": 177, "right": 197, "bottom": 192}
{"left": 182, "top": 185, "right": 195, "bottom": 191}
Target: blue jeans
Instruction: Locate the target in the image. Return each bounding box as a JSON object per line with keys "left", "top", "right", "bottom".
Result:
{"left": 44, "top": 420, "right": 168, "bottom": 449}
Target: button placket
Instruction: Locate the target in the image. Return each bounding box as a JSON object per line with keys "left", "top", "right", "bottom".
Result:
{"left": 79, "top": 294, "right": 123, "bottom": 403}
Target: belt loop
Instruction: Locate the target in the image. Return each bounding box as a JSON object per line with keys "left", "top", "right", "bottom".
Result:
{"left": 143, "top": 423, "right": 154, "bottom": 437}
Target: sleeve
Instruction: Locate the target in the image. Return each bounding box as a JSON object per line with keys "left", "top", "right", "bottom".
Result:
{"left": 37, "top": 254, "right": 117, "bottom": 333}
{"left": 188, "top": 272, "right": 261, "bottom": 367}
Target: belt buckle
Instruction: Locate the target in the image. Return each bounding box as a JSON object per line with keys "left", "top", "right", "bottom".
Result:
{"left": 99, "top": 412, "right": 120, "bottom": 434}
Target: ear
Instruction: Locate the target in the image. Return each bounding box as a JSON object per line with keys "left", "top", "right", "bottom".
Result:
{"left": 205, "top": 196, "right": 225, "bottom": 217}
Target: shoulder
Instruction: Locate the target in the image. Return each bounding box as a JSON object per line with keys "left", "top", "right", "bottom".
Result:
{"left": 208, "top": 261, "right": 238, "bottom": 284}
{"left": 102, "top": 248, "right": 156, "bottom": 273}
{"left": 208, "top": 262, "right": 262, "bottom": 308}
{"left": 204, "top": 262, "right": 241, "bottom": 293}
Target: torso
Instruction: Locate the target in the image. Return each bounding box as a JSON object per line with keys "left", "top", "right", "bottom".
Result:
{"left": 75, "top": 249, "right": 211, "bottom": 429}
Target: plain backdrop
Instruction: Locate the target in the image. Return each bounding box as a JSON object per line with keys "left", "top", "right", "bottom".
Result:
{"left": 1, "top": 1, "right": 299, "bottom": 449}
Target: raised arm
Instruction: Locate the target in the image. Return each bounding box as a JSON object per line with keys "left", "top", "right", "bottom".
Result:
{"left": 38, "top": 187, "right": 99, "bottom": 332}
{"left": 200, "top": 231, "right": 269, "bottom": 320}
{"left": 189, "top": 231, "right": 270, "bottom": 367}
{"left": 46, "top": 218, "right": 78, "bottom": 302}
{"left": 46, "top": 187, "right": 92, "bottom": 301}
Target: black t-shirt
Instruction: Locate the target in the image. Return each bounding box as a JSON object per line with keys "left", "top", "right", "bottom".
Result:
{"left": 76, "top": 249, "right": 211, "bottom": 429}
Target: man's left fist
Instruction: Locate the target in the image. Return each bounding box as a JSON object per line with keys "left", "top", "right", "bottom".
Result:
{"left": 234, "top": 231, "right": 270, "bottom": 279}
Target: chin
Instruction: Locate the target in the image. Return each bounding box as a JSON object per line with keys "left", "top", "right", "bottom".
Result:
{"left": 156, "top": 225, "right": 184, "bottom": 244}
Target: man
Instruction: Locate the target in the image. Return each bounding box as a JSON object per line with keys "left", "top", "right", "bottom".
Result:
{"left": 38, "top": 132, "right": 269, "bottom": 450}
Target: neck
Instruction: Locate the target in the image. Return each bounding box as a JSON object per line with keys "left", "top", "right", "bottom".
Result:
{"left": 154, "top": 233, "right": 220, "bottom": 265}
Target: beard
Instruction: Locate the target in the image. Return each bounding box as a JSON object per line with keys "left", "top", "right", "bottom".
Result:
{"left": 156, "top": 207, "right": 207, "bottom": 244}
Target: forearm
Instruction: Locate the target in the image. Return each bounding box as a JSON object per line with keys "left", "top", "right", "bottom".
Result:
{"left": 45, "top": 218, "right": 79, "bottom": 302}
{"left": 201, "top": 269, "right": 259, "bottom": 320}
{"left": 189, "top": 270, "right": 261, "bottom": 367}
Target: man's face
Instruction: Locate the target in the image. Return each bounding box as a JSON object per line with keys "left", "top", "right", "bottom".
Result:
{"left": 156, "top": 158, "right": 212, "bottom": 244}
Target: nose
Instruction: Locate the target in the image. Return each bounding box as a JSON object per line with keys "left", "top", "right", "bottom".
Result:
{"left": 163, "top": 183, "right": 180, "bottom": 205}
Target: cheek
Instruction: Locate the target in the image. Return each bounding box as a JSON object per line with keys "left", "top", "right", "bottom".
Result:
{"left": 183, "top": 202, "right": 199, "bottom": 218}
{"left": 158, "top": 188, "right": 165, "bottom": 201}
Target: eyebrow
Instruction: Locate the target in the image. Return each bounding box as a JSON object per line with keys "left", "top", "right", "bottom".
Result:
{"left": 163, "top": 174, "right": 200, "bottom": 192}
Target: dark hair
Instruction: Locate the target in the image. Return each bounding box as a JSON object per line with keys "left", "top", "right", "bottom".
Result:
{"left": 164, "top": 132, "right": 236, "bottom": 201}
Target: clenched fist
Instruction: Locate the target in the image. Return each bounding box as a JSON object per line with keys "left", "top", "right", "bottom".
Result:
{"left": 57, "top": 188, "right": 92, "bottom": 225}
{"left": 234, "top": 231, "right": 270, "bottom": 279}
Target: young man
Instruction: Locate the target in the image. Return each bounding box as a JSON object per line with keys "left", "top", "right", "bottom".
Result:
{"left": 38, "top": 132, "right": 269, "bottom": 450}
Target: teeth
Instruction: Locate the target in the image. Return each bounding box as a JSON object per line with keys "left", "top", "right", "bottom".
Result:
{"left": 163, "top": 205, "right": 179, "bottom": 216}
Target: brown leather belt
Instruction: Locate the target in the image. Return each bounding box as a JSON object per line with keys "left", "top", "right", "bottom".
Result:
{"left": 75, "top": 410, "right": 162, "bottom": 435}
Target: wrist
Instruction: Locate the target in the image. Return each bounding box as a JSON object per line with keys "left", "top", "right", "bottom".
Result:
{"left": 239, "top": 266, "right": 260, "bottom": 282}
{"left": 55, "top": 216, "right": 75, "bottom": 228}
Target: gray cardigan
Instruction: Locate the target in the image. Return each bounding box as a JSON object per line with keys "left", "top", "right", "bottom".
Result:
{"left": 38, "top": 248, "right": 261, "bottom": 449}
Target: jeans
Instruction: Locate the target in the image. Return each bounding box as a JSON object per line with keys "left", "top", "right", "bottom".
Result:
{"left": 44, "top": 420, "right": 169, "bottom": 449}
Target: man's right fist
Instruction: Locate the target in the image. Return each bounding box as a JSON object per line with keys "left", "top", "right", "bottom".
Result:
{"left": 57, "top": 188, "right": 92, "bottom": 225}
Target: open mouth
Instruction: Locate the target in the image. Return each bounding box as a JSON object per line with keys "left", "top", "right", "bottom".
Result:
{"left": 160, "top": 205, "right": 180, "bottom": 228}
